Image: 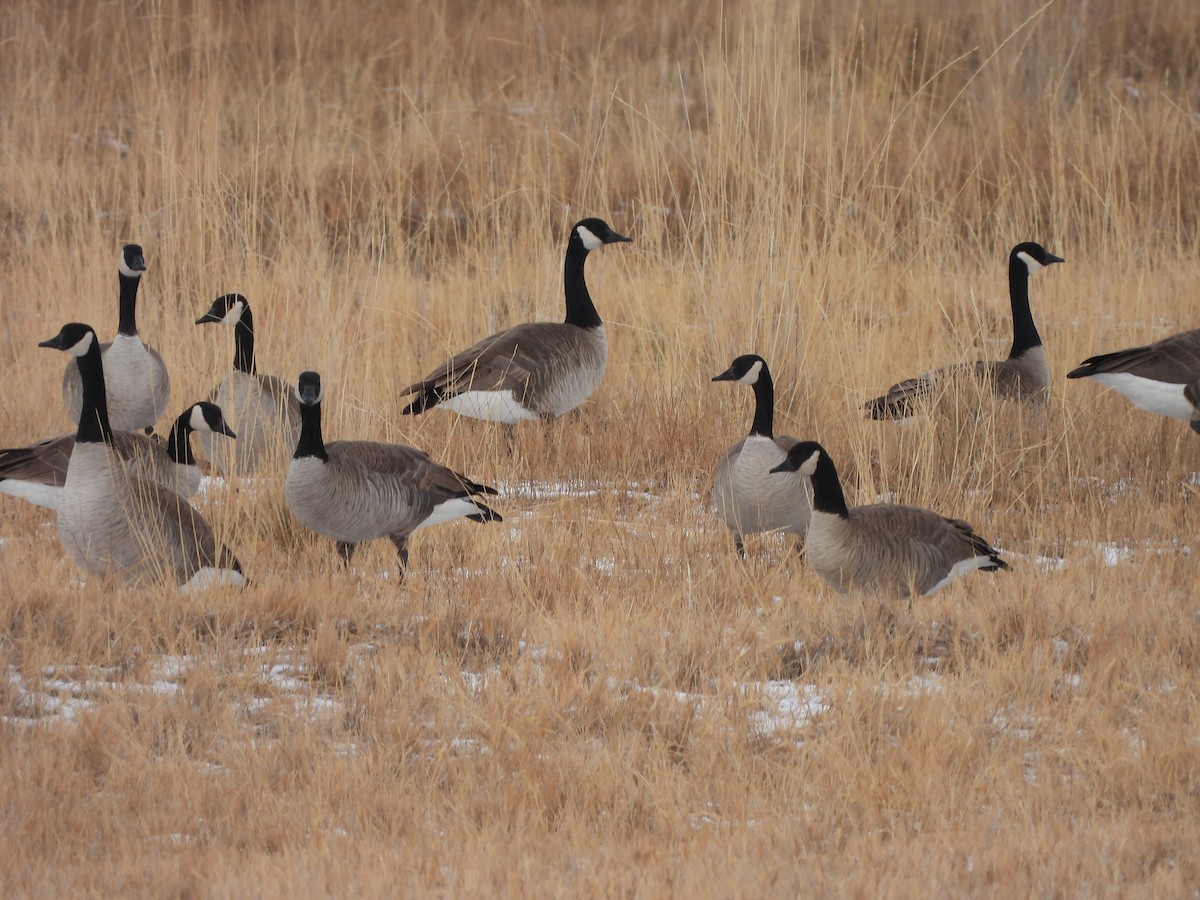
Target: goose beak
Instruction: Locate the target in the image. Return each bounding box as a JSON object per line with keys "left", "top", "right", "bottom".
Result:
{"left": 769, "top": 459, "right": 796, "bottom": 475}
{"left": 711, "top": 366, "right": 737, "bottom": 382}
{"left": 298, "top": 383, "right": 322, "bottom": 405}
{"left": 37, "top": 333, "right": 67, "bottom": 350}
{"left": 195, "top": 307, "right": 223, "bottom": 325}
{"left": 217, "top": 422, "right": 237, "bottom": 439}
{"left": 1046, "top": 253, "right": 1065, "bottom": 265}
{"left": 606, "top": 231, "right": 633, "bottom": 244}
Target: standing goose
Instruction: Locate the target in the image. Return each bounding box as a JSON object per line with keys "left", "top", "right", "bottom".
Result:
{"left": 399, "top": 218, "right": 631, "bottom": 424}
{"left": 0, "top": 402, "right": 235, "bottom": 510}
{"left": 865, "top": 242, "right": 1064, "bottom": 419}
{"left": 194, "top": 293, "right": 301, "bottom": 474}
{"left": 62, "top": 244, "right": 171, "bottom": 432}
{"left": 770, "top": 441, "right": 1009, "bottom": 596}
{"left": 40, "top": 323, "right": 244, "bottom": 590}
{"left": 287, "top": 371, "right": 502, "bottom": 574}
{"left": 711, "top": 355, "right": 811, "bottom": 556}
{"left": 1067, "top": 329, "right": 1200, "bottom": 432}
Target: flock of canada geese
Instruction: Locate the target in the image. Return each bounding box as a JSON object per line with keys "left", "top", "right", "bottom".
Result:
{"left": 2, "top": 219, "right": 1198, "bottom": 596}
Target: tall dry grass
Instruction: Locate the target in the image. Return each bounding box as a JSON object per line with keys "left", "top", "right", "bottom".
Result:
{"left": 1, "top": 0, "right": 1199, "bottom": 894}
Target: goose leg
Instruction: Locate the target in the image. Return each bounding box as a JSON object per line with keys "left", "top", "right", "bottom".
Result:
{"left": 336, "top": 541, "right": 357, "bottom": 565}
{"left": 734, "top": 536, "right": 746, "bottom": 558}
{"left": 387, "top": 535, "right": 410, "bottom": 576}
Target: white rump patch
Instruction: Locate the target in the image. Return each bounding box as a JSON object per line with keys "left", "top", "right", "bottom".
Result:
{"left": 1088, "top": 373, "right": 1193, "bottom": 420}
{"left": 738, "top": 360, "right": 764, "bottom": 385}
{"left": 179, "top": 566, "right": 247, "bottom": 595}
{"left": 118, "top": 254, "right": 144, "bottom": 279}
{"left": 438, "top": 390, "right": 540, "bottom": 424}
{"left": 926, "top": 555, "right": 995, "bottom": 595}
{"left": 414, "top": 498, "right": 490, "bottom": 532}
{"left": 0, "top": 479, "right": 63, "bottom": 510}
{"left": 576, "top": 224, "right": 602, "bottom": 250}
{"left": 1016, "top": 251, "right": 1043, "bottom": 274}
{"left": 67, "top": 330, "right": 95, "bottom": 358}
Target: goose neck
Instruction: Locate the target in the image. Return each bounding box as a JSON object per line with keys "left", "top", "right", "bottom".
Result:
{"left": 1008, "top": 256, "right": 1041, "bottom": 358}
{"left": 75, "top": 341, "right": 114, "bottom": 445}
{"left": 809, "top": 451, "right": 850, "bottom": 518}
{"left": 232, "top": 307, "right": 257, "bottom": 375}
{"left": 117, "top": 272, "right": 141, "bottom": 336}
{"left": 164, "top": 415, "right": 197, "bottom": 466}
{"left": 294, "top": 401, "right": 328, "bottom": 461}
{"left": 563, "top": 241, "right": 602, "bottom": 329}
{"left": 748, "top": 371, "right": 775, "bottom": 438}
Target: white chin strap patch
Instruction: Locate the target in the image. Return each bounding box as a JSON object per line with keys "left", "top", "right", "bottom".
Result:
{"left": 1016, "top": 251, "right": 1042, "bottom": 274}
{"left": 68, "top": 331, "right": 95, "bottom": 358}
{"left": 799, "top": 450, "right": 821, "bottom": 476}
{"left": 118, "top": 255, "right": 143, "bottom": 278}
{"left": 738, "top": 360, "right": 763, "bottom": 384}
{"left": 189, "top": 405, "right": 209, "bottom": 432}
{"left": 577, "top": 225, "right": 603, "bottom": 251}
{"left": 295, "top": 381, "right": 324, "bottom": 405}
{"left": 228, "top": 299, "right": 246, "bottom": 325}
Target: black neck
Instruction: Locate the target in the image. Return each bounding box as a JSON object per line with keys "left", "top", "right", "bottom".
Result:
{"left": 232, "top": 306, "right": 256, "bottom": 375}
{"left": 563, "top": 240, "right": 602, "bottom": 329}
{"left": 1007, "top": 255, "right": 1041, "bottom": 359}
{"left": 117, "top": 272, "right": 141, "bottom": 336}
{"left": 293, "top": 401, "right": 328, "bottom": 461}
{"left": 75, "top": 341, "right": 114, "bottom": 445}
{"left": 164, "top": 416, "right": 197, "bottom": 466}
{"left": 809, "top": 450, "right": 850, "bottom": 518}
{"left": 748, "top": 370, "right": 775, "bottom": 438}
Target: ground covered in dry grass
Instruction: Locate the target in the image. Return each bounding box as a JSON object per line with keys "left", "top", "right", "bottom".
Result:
{"left": 2, "top": 0, "right": 1199, "bottom": 894}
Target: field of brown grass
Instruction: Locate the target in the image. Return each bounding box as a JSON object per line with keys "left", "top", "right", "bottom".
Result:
{"left": 2, "top": 0, "right": 1200, "bottom": 894}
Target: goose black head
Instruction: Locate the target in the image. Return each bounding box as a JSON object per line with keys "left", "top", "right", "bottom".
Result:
{"left": 38, "top": 322, "right": 97, "bottom": 358}
{"left": 295, "top": 371, "right": 324, "bottom": 407}
{"left": 571, "top": 218, "right": 632, "bottom": 252}
{"left": 770, "top": 441, "right": 823, "bottom": 477}
{"left": 1012, "top": 242, "right": 1065, "bottom": 275}
{"left": 712, "top": 354, "right": 769, "bottom": 385}
{"left": 196, "top": 293, "right": 249, "bottom": 326}
{"left": 188, "top": 401, "right": 237, "bottom": 439}
{"left": 119, "top": 243, "right": 147, "bottom": 278}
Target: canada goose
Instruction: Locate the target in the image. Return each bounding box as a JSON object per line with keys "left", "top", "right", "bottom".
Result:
{"left": 711, "top": 355, "right": 811, "bottom": 556}
{"left": 865, "top": 242, "right": 1064, "bottom": 419}
{"left": 0, "top": 402, "right": 235, "bottom": 510}
{"left": 194, "top": 293, "right": 301, "bottom": 474}
{"left": 1067, "top": 328, "right": 1200, "bottom": 432}
{"left": 39, "top": 323, "right": 244, "bottom": 590}
{"left": 770, "top": 441, "right": 1009, "bottom": 596}
{"left": 287, "top": 371, "right": 502, "bottom": 573}
{"left": 399, "top": 218, "right": 631, "bottom": 424}
{"left": 62, "top": 244, "right": 171, "bottom": 432}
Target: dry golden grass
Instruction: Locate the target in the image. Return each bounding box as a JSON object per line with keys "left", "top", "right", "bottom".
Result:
{"left": 2, "top": 0, "right": 1200, "bottom": 894}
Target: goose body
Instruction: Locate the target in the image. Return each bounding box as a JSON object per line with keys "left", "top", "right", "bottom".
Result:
{"left": 771, "top": 442, "right": 1008, "bottom": 596}
{"left": 41, "top": 324, "right": 243, "bottom": 589}
{"left": 1067, "top": 328, "right": 1200, "bottom": 430}
{"left": 0, "top": 402, "right": 234, "bottom": 509}
{"left": 711, "top": 355, "right": 810, "bottom": 555}
{"left": 400, "top": 218, "right": 631, "bottom": 424}
{"left": 286, "top": 371, "right": 502, "bottom": 572}
{"left": 194, "top": 294, "right": 301, "bottom": 474}
{"left": 865, "top": 242, "right": 1064, "bottom": 419}
{"left": 62, "top": 244, "right": 171, "bottom": 432}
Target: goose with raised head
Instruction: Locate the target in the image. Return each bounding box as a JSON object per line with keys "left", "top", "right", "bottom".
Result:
{"left": 770, "top": 441, "right": 1008, "bottom": 596}
{"left": 194, "top": 293, "right": 301, "bottom": 474}
{"left": 62, "top": 244, "right": 171, "bottom": 432}
{"left": 865, "top": 242, "right": 1064, "bottom": 419}
{"left": 0, "top": 401, "right": 235, "bottom": 510}
{"left": 287, "top": 371, "right": 502, "bottom": 574}
{"left": 40, "top": 323, "right": 244, "bottom": 590}
{"left": 1067, "top": 328, "right": 1200, "bottom": 432}
{"left": 399, "top": 218, "right": 631, "bottom": 425}
{"left": 711, "top": 354, "right": 811, "bottom": 556}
